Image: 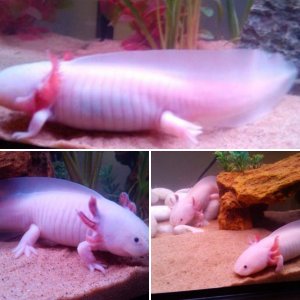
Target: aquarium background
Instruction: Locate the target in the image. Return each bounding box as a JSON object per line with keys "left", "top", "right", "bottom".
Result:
{"left": 3, "top": 0, "right": 252, "bottom": 41}
{"left": 0, "top": 151, "right": 149, "bottom": 219}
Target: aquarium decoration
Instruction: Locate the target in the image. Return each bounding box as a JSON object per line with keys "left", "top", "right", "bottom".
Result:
{"left": 116, "top": 152, "right": 149, "bottom": 219}
{"left": 217, "top": 153, "right": 300, "bottom": 230}
{"left": 0, "top": 0, "right": 71, "bottom": 38}
{"left": 100, "top": 0, "right": 254, "bottom": 49}
{"left": 62, "top": 152, "right": 103, "bottom": 190}
{"left": 215, "top": 151, "right": 264, "bottom": 172}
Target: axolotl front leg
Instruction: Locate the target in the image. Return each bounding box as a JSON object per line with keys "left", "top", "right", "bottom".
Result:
{"left": 12, "top": 224, "right": 40, "bottom": 258}
{"left": 11, "top": 55, "right": 59, "bottom": 140}
{"left": 77, "top": 196, "right": 108, "bottom": 273}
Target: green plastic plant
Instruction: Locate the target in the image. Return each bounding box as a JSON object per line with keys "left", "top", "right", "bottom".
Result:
{"left": 215, "top": 151, "right": 264, "bottom": 172}
{"left": 53, "top": 151, "right": 148, "bottom": 219}
{"left": 62, "top": 152, "right": 104, "bottom": 190}
{"left": 127, "top": 152, "right": 149, "bottom": 219}
{"left": 99, "top": 164, "right": 121, "bottom": 201}
{"left": 224, "top": 0, "right": 254, "bottom": 40}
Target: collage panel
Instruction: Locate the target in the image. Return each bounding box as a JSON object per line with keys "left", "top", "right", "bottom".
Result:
{"left": 0, "top": 151, "right": 149, "bottom": 300}
{"left": 0, "top": 1, "right": 298, "bottom": 150}
{"left": 151, "top": 151, "right": 300, "bottom": 299}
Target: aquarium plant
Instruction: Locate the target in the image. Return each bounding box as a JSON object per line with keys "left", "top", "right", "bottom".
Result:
{"left": 215, "top": 151, "right": 264, "bottom": 172}
{"left": 99, "top": 0, "right": 254, "bottom": 49}
{"left": 53, "top": 152, "right": 148, "bottom": 218}
{"left": 115, "top": 151, "right": 149, "bottom": 219}
{"left": 224, "top": 0, "right": 254, "bottom": 40}
{"left": 0, "top": 0, "right": 71, "bottom": 38}
{"left": 100, "top": 0, "right": 204, "bottom": 49}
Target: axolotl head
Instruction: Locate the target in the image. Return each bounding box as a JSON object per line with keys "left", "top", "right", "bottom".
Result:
{"left": 0, "top": 62, "right": 51, "bottom": 111}
{"left": 233, "top": 236, "right": 282, "bottom": 277}
{"left": 168, "top": 194, "right": 195, "bottom": 226}
{"left": 78, "top": 196, "right": 149, "bottom": 258}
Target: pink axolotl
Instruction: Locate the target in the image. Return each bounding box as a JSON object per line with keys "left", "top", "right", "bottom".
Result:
{"left": 234, "top": 220, "right": 300, "bottom": 276}
{"left": 168, "top": 176, "right": 220, "bottom": 227}
{"left": 0, "top": 177, "right": 148, "bottom": 273}
{"left": 0, "top": 49, "right": 296, "bottom": 143}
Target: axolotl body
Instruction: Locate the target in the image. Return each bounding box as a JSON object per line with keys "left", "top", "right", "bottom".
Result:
{"left": 169, "top": 176, "right": 219, "bottom": 227}
{"left": 234, "top": 220, "right": 300, "bottom": 276}
{"left": 0, "top": 177, "right": 149, "bottom": 272}
{"left": 0, "top": 49, "right": 297, "bottom": 143}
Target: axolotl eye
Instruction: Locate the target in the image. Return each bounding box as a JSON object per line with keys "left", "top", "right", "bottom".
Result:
{"left": 134, "top": 237, "right": 139, "bottom": 243}
{"left": 244, "top": 265, "right": 247, "bottom": 269}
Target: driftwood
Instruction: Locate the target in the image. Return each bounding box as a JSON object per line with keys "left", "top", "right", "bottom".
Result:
{"left": 217, "top": 153, "right": 300, "bottom": 230}
{"left": 0, "top": 151, "right": 53, "bottom": 179}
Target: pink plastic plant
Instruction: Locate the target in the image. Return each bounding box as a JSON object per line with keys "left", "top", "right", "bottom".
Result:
{"left": 0, "top": 0, "right": 69, "bottom": 39}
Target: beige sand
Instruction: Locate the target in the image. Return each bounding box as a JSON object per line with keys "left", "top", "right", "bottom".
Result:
{"left": 151, "top": 221, "right": 300, "bottom": 294}
{"left": 0, "top": 240, "right": 148, "bottom": 300}
{"left": 0, "top": 34, "right": 299, "bottom": 149}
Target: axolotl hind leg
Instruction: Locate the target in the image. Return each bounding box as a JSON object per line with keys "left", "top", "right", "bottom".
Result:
{"left": 12, "top": 224, "right": 40, "bottom": 258}
{"left": 159, "top": 111, "right": 203, "bottom": 144}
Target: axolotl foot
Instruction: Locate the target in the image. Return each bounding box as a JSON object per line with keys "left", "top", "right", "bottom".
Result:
{"left": 87, "top": 262, "right": 107, "bottom": 273}
{"left": 77, "top": 241, "right": 107, "bottom": 274}
{"left": 12, "top": 224, "right": 40, "bottom": 258}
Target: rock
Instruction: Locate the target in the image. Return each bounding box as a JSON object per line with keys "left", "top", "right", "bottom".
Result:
{"left": 0, "top": 151, "right": 53, "bottom": 178}
{"left": 217, "top": 153, "right": 300, "bottom": 230}
{"left": 240, "top": 0, "right": 300, "bottom": 93}
{"left": 151, "top": 205, "right": 171, "bottom": 222}
{"left": 151, "top": 214, "right": 158, "bottom": 238}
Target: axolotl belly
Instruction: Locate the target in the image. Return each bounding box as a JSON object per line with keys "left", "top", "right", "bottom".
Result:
{"left": 0, "top": 177, "right": 149, "bottom": 272}
{"left": 234, "top": 220, "right": 300, "bottom": 276}
{"left": 0, "top": 49, "right": 297, "bottom": 143}
{"left": 169, "top": 176, "right": 220, "bottom": 227}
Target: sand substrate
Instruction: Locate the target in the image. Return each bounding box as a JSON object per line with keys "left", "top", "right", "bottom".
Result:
{"left": 0, "top": 34, "right": 299, "bottom": 149}
{"left": 0, "top": 240, "right": 148, "bottom": 300}
{"left": 151, "top": 220, "right": 300, "bottom": 294}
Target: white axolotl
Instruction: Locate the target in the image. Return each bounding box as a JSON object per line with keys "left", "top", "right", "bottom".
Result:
{"left": 168, "top": 176, "right": 220, "bottom": 227}
{"left": 234, "top": 220, "right": 300, "bottom": 276}
{"left": 0, "top": 177, "right": 149, "bottom": 273}
{"left": 0, "top": 49, "right": 297, "bottom": 143}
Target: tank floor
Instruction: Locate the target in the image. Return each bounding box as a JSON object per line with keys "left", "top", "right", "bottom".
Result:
{"left": 151, "top": 220, "right": 300, "bottom": 294}
{"left": 0, "top": 240, "right": 148, "bottom": 300}
{"left": 0, "top": 33, "right": 299, "bottom": 149}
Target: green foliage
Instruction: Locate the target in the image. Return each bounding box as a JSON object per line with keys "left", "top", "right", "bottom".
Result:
{"left": 62, "top": 152, "right": 103, "bottom": 189}
{"left": 52, "top": 160, "right": 69, "bottom": 180}
{"left": 99, "top": 165, "right": 121, "bottom": 202}
{"left": 128, "top": 151, "right": 149, "bottom": 218}
{"left": 224, "top": 0, "right": 254, "bottom": 40}
{"left": 215, "top": 151, "right": 264, "bottom": 172}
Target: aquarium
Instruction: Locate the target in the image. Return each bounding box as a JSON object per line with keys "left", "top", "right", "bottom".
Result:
{"left": 151, "top": 151, "right": 300, "bottom": 299}
{"left": 0, "top": 151, "right": 149, "bottom": 300}
{"left": 0, "top": 0, "right": 299, "bottom": 149}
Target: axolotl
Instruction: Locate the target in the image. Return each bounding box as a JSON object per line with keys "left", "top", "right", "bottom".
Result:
{"left": 168, "top": 176, "right": 220, "bottom": 227}
{"left": 0, "top": 177, "right": 149, "bottom": 272}
{"left": 234, "top": 220, "right": 300, "bottom": 276}
{"left": 0, "top": 49, "right": 297, "bottom": 143}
